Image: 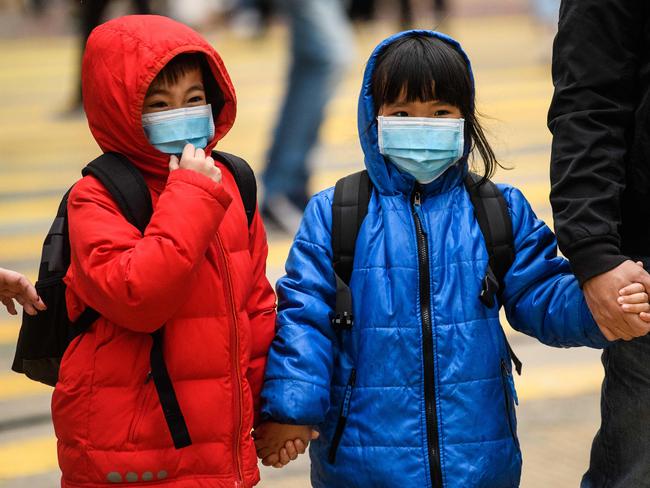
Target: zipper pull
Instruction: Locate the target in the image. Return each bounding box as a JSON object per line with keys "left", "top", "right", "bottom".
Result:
{"left": 412, "top": 190, "right": 427, "bottom": 233}
{"left": 145, "top": 371, "right": 152, "bottom": 384}
{"left": 501, "top": 360, "right": 519, "bottom": 406}
{"left": 413, "top": 191, "right": 422, "bottom": 207}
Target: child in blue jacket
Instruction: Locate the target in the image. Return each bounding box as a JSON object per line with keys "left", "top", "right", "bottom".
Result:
{"left": 254, "top": 31, "right": 650, "bottom": 487}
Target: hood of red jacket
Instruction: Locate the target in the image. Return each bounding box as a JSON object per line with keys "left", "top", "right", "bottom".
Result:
{"left": 82, "top": 15, "right": 237, "bottom": 188}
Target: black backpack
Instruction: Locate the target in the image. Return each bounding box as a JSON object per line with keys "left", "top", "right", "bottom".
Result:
{"left": 11, "top": 150, "right": 257, "bottom": 450}
{"left": 327, "top": 170, "right": 522, "bottom": 462}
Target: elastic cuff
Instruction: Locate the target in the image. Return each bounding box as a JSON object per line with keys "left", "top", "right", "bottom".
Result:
{"left": 565, "top": 240, "right": 628, "bottom": 286}
{"left": 580, "top": 300, "right": 613, "bottom": 349}
{"left": 168, "top": 168, "right": 232, "bottom": 208}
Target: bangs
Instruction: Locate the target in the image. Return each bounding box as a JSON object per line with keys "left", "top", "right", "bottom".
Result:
{"left": 371, "top": 35, "right": 472, "bottom": 114}
{"left": 147, "top": 52, "right": 225, "bottom": 117}
{"left": 150, "top": 53, "right": 204, "bottom": 90}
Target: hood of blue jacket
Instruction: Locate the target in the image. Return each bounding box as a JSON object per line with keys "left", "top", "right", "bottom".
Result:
{"left": 358, "top": 30, "right": 475, "bottom": 196}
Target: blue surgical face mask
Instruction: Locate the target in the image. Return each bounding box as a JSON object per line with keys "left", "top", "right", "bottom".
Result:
{"left": 142, "top": 104, "right": 215, "bottom": 154}
{"left": 378, "top": 116, "right": 465, "bottom": 184}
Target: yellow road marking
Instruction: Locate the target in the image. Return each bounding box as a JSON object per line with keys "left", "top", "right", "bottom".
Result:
{"left": 0, "top": 196, "right": 60, "bottom": 225}
{"left": 0, "top": 320, "right": 20, "bottom": 345}
{"left": 0, "top": 172, "right": 77, "bottom": 194}
{"left": 0, "top": 372, "right": 51, "bottom": 401}
{"left": 0, "top": 436, "right": 58, "bottom": 479}
{"left": 518, "top": 362, "right": 603, "bottom": 402}
{"left": 0, "top": 234, "right": 42, "bottom": 262}
{"left": 0, "top": 360, "right": 603, "bottom": 480}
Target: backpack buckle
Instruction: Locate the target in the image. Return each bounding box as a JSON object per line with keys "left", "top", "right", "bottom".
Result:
{"left": 479, "top": 267, "right": 499, "bottom": 308}
{"left": 331, "top": 312, "right": 354, "bottom": 331}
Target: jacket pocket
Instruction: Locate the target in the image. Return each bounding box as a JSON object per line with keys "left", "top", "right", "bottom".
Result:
{"left": 500, "top": 359, "right": 519, "bottom": 447}
{"left": 128, "top": 372, "right": 154, "bottom": 445}
{"left": 328, "top": 369, "right": 356, "bottom": 464}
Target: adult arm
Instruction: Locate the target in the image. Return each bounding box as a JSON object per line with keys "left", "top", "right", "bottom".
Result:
{"left": 548, "top": 0, "right": 643, "bottom": 283}
{"left": 548, "top": 0, "right": 650, "bottom": 338}
{"left": 0, "top": 268, "right": 46, "bottom": 316}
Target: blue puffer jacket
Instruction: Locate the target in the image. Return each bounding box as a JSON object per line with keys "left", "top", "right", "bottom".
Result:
{"left": 261, "top": 31, "right": 609, "bottom": 488}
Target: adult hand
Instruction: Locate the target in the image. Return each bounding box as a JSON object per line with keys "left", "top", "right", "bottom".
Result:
{"left": 0, "top": 268, "right": 46, "bottom": 316}
{"left": 583, "top": 260, "right": 650, "bottom": 341}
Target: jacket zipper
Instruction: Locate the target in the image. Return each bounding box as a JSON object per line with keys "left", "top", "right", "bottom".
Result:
{"left": 216, "top": 237, "right": 244, "bottom": 486}
{"left": 412, "top": 188, "right": 443, "bottom": 488}
{"left": 328, "top": 369, "right": 356, "bottom": 464}
{"left": 500, "top": 359, "right": 518, "bottom": 445}
{"left": 127, "top": 372, "right": 153, "bottom": 444}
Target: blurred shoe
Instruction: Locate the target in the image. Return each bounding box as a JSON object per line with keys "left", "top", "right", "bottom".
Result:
{"left": 261, "top": 195, "right": 304, "bottom": 236}
{"left": 54, "top": 102, "right": 85, "bottom": 121}
{"left": 230, "top": 8, "right": 268, "bottom": 39}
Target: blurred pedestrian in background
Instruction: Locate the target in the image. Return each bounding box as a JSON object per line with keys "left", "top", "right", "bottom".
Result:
{"left": 65, "top": 0, "right": 152, "bottom": 115}
{"left": 261, "top": 0, "right": 354, "bottom": 234}
{"left": 399, "top": 0, "right": 448, "bottom": 29}
{"left": 348, "top": 0, "right": 375, "bottom": 22}
{"left": 529, "top": 0, "right": 558, "bottom": 27}
{"left": 0, "top": 268, "right": 45, "bottom": 316}
{"left": 347, "top": 0, "right": 449, "bottom": 30}
{"left": 25, "top": 0, "right": 46, "bottom": 16}
{"left": 231, "top": 0, "right": 274, "bottom": 38}
{"left": 528, "top": 0, "right": 559, "bottom": 61}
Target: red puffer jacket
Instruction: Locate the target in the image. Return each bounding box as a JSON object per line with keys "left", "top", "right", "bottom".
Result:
{"left": 52, "top": 15, "right": 276, "bottom": 488}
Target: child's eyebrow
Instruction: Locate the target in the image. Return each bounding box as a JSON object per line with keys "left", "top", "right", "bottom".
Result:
{"left": 185, "top": 84, "right": 205, "bottom": 92}
{"left": 146, "top": 87, "right": 170, "bottom": 97}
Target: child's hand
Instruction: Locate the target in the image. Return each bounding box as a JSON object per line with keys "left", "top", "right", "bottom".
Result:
{"left": 169, "top": 143, "right": 222, "bottom": 184}
{"left": 618, "top": 282, "right": 650, "bottom": 323}
{"left": 253, "top": 422, "right": 318, "bottom": 468}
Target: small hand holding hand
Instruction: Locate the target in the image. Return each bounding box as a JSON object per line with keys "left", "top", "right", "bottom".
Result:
{"left": 584, "top": 260, "right": 650, "bottom": 341}
{"left": 253, "top": 422, "right": 319, "bottom": 468}
{"left": 618, "top": 281, "right": 650, "bottom": 323}
{"left": 168, "top": 143, "right": 221, "bottom": 184}
{"left": 0, "top": 268, "right": 46, "bottom": 316}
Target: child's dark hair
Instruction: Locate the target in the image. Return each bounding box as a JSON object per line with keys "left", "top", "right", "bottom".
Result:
{"left": 371, "top": 35, "right": 502, "bottom": 180}
{"left": 149, "top": 52, "right": 224, "bottom": 115}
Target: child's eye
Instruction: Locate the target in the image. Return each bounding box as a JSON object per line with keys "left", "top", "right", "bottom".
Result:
{"left": 187, "top": 96, "right": 205, "bottom": 103}
{"left": 148, "top": 101, "right": 167, "bottom": 109}
{"left": 393, "top": 111, "right": 409, "bottom": 117}
{"left": 434, "top": 110, "right": 450, "bottom": 116}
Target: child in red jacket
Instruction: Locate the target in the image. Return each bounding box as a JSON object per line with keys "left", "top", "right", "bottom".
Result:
{"left": 52, "top": 15, "right": 276, "bottom": 487}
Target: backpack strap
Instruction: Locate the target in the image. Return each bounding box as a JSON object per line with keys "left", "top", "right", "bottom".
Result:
{"left": 82, "top": 153, "right": 153, "bottom": 233}
{"left": 212, "top": 150, "right": 257, "bottom": 228}
{"left": 75, "top": 152, "right": 155, "bottom": 332}
{"left": 40, "top": 188, "right": 73, "bottom": 275}
{"left": 464, "top": 173, "right": 514, "bottom": 308}
{"left": 150, "top": 330, "right": 192, "bottom": 448}
{"left": 83, "top": 152, "right": 191, "bottom": 449}
{"left": 331, "top": 170, "right": 372, "bottom": 331}
{"left": 464, "top": 172, "right": 521, "bottom": 375}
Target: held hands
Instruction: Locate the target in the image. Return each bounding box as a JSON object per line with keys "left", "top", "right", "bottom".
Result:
{"left": 0, "top": 268, "right": 46, "bottom": 316}
{"left": 169, "top": 143, "right": 221, "bottom": 184}
{"left": 618, "top": 281, "right": 650, "bottom": 322}
{"left": 585, "top": 260, "right": 650, "bottom": 341}
{"left": 253, "top": 422, "right": 319, "bottom": 468}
